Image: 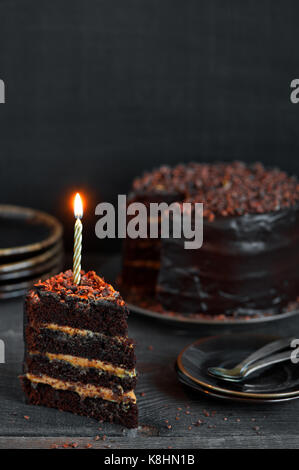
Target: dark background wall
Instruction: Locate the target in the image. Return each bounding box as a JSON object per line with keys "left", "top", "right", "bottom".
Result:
{"left": 0, "top": 0, "right": 298, "bottom": 251}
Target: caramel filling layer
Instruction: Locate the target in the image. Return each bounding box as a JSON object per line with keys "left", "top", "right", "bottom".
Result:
{"left": 26, "top": 373, "right": 136, "bottom": 403}
{"left": 124, "top": 260, "right": 160, "bottom": 269}
{"left": 29, "top": 351, "right": 136, "bottom": 378}
{"left": 41, "top": 323, "right": 133, "bottom": 349}
{"left": 44, "top": 323, "right": 90, "bottom": 337}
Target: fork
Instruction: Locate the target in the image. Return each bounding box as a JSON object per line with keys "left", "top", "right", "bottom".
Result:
{"left": 208, "top": 337, "right": 296, "bottom": 382}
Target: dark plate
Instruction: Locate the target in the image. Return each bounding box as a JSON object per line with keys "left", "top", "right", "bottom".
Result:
{"left": 0, "top": 241, "right": 63, "bottom": 274}
{"left": 99, "top": 255, "right": 299, "bottom": 327}
{"left": 127, "top": 301, "right": 299, "bottom": 326}
{"left": 0, "top": 251, "right": 64, "bottom": 281}
{"left": 0, "top": 205, "right": 63, "bottom": 259}
{"left": 175, "top": 364, "right": 299, "bottom": 403}
{"left": 0, "top": 261, "right": 64, "bottom": 299}
{"left": 176, "top": 334, "right": 299, "bottom": 399}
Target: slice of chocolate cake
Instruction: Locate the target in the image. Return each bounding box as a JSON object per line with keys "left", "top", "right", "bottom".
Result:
{"left": 20, "top": 270, "right": 138, "bottom": 428}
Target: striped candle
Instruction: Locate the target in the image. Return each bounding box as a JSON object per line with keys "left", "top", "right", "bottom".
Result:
{"left": 73, "top": 193, "right": 83, "bottom": 285}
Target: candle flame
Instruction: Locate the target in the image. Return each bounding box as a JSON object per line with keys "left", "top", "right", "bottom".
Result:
{"left": 74, "top": 193, "right": 83, "bottom": 218}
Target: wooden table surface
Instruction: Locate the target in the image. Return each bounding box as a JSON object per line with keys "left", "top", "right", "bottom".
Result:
{"left": 0, "top": 254, "right": 299, "bottom": 449}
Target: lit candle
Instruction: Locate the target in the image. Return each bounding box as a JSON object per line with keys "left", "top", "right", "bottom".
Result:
{"left": 73, "top": 193, "right": 83, "bottom": 285}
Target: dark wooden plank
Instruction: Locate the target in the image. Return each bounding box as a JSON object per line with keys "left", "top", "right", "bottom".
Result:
{"left": 1, "top": 434, "right": 298, "bottom": 449}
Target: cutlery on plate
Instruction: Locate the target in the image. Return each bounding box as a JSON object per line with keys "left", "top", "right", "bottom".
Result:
{"left": 208, "top": 337, "right": 296, "bottom": 382}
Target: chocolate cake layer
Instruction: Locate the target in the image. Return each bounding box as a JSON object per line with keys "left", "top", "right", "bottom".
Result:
{"left": 27, "top": 270, "right": 129, "bottom": 337}
{"left": 122, "top": 239, "right": 161, "bottom": 290}
{"left": 25, "top": 325, "right": 135, "bottom": 369}
{"left": 123, "top": 238, "right": 161, "bottom": 262}
{"left": 122, "top": 191, "right": 182, "bottom": 292}
{"left": 121, "top": 263, "right": 160, "bottom": 291}
{"left": 25, "top": 353, "right": 136, "bottom": 392}
{"left": 21, "top": 376, "right": 138, "bottom": 428}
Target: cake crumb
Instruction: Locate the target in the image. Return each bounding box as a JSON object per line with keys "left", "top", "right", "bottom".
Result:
{"left": 193, "top": 419, "right": 203, "bottom": 426}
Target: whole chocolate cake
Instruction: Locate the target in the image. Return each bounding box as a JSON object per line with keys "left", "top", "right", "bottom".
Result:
{"left": 122, "top": 162, "right": 299, "bottom": 318}
{"left": 20, "top": 270, "right": 138, "bottom": 428}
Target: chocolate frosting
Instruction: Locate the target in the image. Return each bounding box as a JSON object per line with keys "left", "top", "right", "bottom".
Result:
{"left": 157, "top": 205, "right": 299, "bottom": 316}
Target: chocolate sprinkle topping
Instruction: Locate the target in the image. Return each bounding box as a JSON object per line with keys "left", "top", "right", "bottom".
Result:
{"left": 132, "top": 161, "right": 299, "bottom": 220}
{"left": 34, "top": 270, "right": 123, "bottom": 303}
